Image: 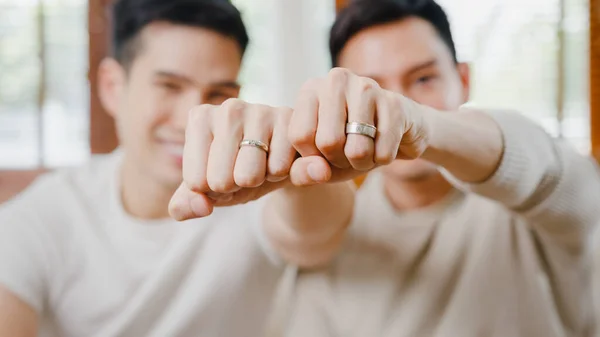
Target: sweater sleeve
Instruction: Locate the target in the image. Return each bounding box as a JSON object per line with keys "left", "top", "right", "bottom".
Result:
{"left": 441, "top": 111, "right": 599, "bottom": 334}
{"left": 441, "top": 110, "right": 600, "bottom": 253}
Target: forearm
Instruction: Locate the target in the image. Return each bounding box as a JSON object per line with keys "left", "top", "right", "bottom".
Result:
{"left": 420, "top": 107, "right": 504, "bottom": 183}
{"left": 423, "top": 108, "right": 600, "bottom": 233}
{"left": 420, "top": 107, "right": 554, "bottom": 208}
{"left": 263, "top": 182, "right": 355, "bottom": 268}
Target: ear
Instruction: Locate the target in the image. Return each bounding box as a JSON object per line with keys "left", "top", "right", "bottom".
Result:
{"left": 456, "top": 62, "right": 471, "bottom": 103}
{"left": 98, "top": 58, "right": 126, "bottom": 118}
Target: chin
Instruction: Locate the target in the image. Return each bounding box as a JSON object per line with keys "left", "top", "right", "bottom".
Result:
{"left": 152, "top": 147, "right": 184, "bottom": 188}
{"left": 160, "top": 167, "right": 184, "bottom": 188}
{"left": 382, "top": 159, "right": 439, "bottom": 182}
{"left": 146, "top": 159, "right": 183, "bottom": 190}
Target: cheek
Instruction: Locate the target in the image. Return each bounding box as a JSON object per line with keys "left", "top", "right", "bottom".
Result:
{"left": 442, "top": 78, "right": 466, "bottom": 109}
{"left": 408, "top": 89, "right": 448, "bottom": 110}
{"left": 410, "top": 80, "right": 464, "bottom": 111}
{"left": 114, "top": 97, "right": 163, "bottom": 148}
{"left": 128, "top": 90, "right": 172, "bottom": 129}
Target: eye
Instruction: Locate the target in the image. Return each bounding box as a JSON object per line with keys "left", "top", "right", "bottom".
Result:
{"left": 415, "top": 75, "right": 436, "bottom": 84}
{"left": 157, "top": 81, "right": 182, "bottom": 93}
{"left": 207, "top": 92, "right": 236, "bottom": 104}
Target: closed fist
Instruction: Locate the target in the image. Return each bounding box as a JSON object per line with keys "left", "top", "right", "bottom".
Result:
{"left": 169, "top": 98, "right": 333, "bottom": 220}
{"left": 290, "top": 68, "right": 430, "bottom": 181}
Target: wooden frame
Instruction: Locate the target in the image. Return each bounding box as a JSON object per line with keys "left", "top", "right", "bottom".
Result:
{"left": 336, "top": 0, "right": 348, "bottom": 12}
{"left": 0, "top": 170, "right": 46, "bottom": 204}
{"left": 591, "top": 0, "right": 600, "bottom": 162}
{"left": 89, "top": 0, "right": 118, "bottom": 154}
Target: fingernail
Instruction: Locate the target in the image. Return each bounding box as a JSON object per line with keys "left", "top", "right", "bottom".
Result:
{"left": 307, "top": 163, "right": 322, "bottom": 182}
{"left": 190, "top": 194, "right": 211, "bottom": 217}
{"left": 220, "top": 193, "right": 234, "bottom": 203}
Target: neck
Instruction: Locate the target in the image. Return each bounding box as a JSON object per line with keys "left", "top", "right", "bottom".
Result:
{"left": 120, "top": 157, "right": 177, "bottom": 220}
{"left": 382, "top": 172, "right": 455, "bottom": 211}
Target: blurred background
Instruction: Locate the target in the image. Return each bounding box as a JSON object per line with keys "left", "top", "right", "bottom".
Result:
{"left": 0, "top": 0, "right": 596, "bottom": 198}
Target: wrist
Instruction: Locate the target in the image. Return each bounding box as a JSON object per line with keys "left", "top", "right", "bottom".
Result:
{"left": 419, "top": 106, "right": 450, "bottom": 162}
{"left": 274, "top": 183, "right": 354, "bottom": 238}
{"left": 262, "top": 182, "right": 355, "bottom": 267}
{"left": 419, "top": 108, "right": 505, "bottom": 183}
{"left": 399, "top": 96, "right": 446, "bottom": 161}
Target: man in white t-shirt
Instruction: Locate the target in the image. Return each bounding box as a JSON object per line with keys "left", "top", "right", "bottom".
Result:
{"left": 171, "top": 1, "right": 600, "bottom": 336}
{"left": 0, "top": 1, "right": 358, "bottom": 336}
{"left": 1, "top": 1, "right": 599, "bottom": 337}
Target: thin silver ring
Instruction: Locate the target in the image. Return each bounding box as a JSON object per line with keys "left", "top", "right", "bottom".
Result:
{"left": 239, "top": 139, "right": 269, "bottom": 153}
{"left": 345, "top": 122, "right": 377, "bottom": 139}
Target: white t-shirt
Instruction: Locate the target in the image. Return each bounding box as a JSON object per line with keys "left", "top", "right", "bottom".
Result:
{"left": 0, "top": 152, "right": 284, "bottom": 337}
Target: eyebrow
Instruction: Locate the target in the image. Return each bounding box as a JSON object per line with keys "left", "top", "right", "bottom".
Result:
{"left": 363, "top": 59, "right": 438, "bottom": 82}
{"left": 154, "top": 71, "right": 240, "bottom": 89}
{"left": 405, "top": 59, "right": 438, "bottom": 75}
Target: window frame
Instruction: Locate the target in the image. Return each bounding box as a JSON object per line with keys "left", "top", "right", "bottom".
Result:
{"left": 2, "top": 0, "right": 596, "bottom": 203}
{"left": 0, "top": 0, "right": 115, "bottom": 202}
{"left": 590, "top": 0, "right": 600, "bottom": 162}
{"left": 89, "top": 0, "right": 118, "bottom": 154}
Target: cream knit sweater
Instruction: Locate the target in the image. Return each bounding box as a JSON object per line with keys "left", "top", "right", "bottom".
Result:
{"left": 268, "top": 111, "right": 600, "bottom": 337}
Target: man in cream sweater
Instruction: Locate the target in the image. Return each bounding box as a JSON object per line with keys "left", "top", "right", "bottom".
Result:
{"left": 1, "top": 0, "right": 598, "bottom": 337}
{"left": 171, "top": 1, "right": 600, "bottom": 336}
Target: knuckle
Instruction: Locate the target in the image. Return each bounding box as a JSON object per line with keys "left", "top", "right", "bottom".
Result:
{"left": 275, "top": 108, "right": 293, "bottom": 132}
{"left": 357, "top": 77, "right": 379, "bottom": 94}
{"left": 276, "top": 106, "right": 293, "bottom": 120}
{"left": 345, "top": 143, "right": 373, "bottom": 162}
{"left": 328, "top": 67, "right": 349, "bottom": 84}
{"left": 374, "top": 133, "right": 400, "bottom": 165}
{"left": 220, "top": 99, "right": 245, "bottom": 126}
{"left": 267, "top": 169, "right": 289, "bottom": 181}
{"left": 388, "top": 92, "right": 405, "bottom": 117}
{"left": 188, "top": 105, "right": 212, "bottom": 126}
{"left": 222, "top": 97, "right": 245, "bottom": 111}
{"left": 234, "top": 171, "right": 264, "bottom": 188}
{"left": 300, "top": 78, "right": 322, "bottom": 93}
{"left": 316, "top": 132, "right": 346, "bottom": 154}
{"left": 289, "top": 126, "right": 316, "bottom": 147}
{"left": 374, "top": 150, "right": 395, "bottom": 165}
{"left": 183, "top": 172, "right": 209, "bottom": 193}
{"left": 249, "top": 104, "right": 275, "bottom": 125}
{"left": 268, "top": 157, "right": 292, "bottom": 178}
{"left": 208, "top": 175, "right": 236, "bottom": 194}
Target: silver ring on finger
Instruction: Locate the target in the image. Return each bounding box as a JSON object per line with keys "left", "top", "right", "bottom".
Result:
{"left": 239, "top": 139, "right": 269, "bottom": 153}
{"left": 345, "top": 122, "right": 377, "bottom": 139}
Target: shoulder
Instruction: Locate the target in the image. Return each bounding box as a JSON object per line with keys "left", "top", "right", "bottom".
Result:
{"left": 0, "top": 152, "right": 119, "bottom": 225}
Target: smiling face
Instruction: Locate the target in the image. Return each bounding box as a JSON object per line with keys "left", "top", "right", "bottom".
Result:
{"left": 99, "top": 22, "right": 243, "bottom": 189}
{"left": 337, "top": 18, "right": 470, "bottom": 181}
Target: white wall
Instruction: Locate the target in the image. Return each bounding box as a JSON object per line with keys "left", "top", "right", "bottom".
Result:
{"left": 236, "top": 0, "right": 335, "bottom": 107}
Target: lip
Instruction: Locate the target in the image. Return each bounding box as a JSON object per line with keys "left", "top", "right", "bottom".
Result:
{"left": 160, "top": 141, "right": 184, "bottom": 167}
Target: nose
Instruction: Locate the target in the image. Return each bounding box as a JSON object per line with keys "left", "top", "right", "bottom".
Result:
{"left": 381, "top": 82, "right": 405, "bottom": 96}
{"left": 172, "top": 91, "right": 205, "bottom": 130}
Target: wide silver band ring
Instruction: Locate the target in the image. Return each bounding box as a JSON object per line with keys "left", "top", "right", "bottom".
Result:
{"left": 239, "top": 139, "right": 269, "bottom": 153}
{"left": 345, "top": 122, "right": 377, "bottom": 139}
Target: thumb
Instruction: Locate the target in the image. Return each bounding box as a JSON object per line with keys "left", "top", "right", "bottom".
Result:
{"left": 289, "top": 156, "right": 332, "bottom": 186}
{"left": 169, "top": 183, "right": 215, "bottom": 221}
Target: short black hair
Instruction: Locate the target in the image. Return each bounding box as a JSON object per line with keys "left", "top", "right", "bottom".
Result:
{"left": 111, "top": 0, "right": 249, "bottom": 69}
{"left": 330, "top": 0, "right": 457, "bottom": 67}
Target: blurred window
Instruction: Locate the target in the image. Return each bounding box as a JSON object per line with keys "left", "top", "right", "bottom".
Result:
{"left": 438, "top": 0, "right": 589, "bottom": 152}
{"left": 0, "top": 0, "right": 589, "bottom": 169}
{"left": 0, "top": 0, "right": 89, "bottom": 169}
